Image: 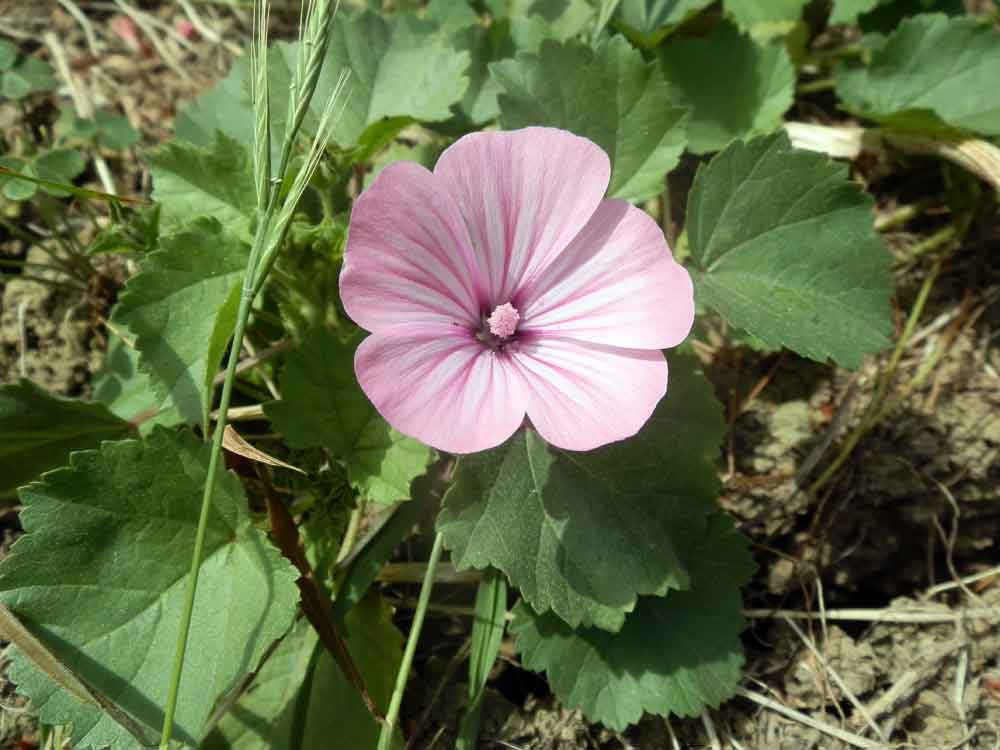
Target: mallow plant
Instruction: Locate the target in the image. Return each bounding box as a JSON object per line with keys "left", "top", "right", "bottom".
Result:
{"left": 2, "top": 0, "right": 998, "bottom": 747}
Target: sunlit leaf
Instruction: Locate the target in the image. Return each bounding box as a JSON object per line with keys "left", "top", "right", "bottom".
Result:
{"left": 438, "top": 355, "right": 724, "bottom": 632}
{"left": 265, "top": 327, "right": 433, "bottom": 504}
{"left": 659, "top": 21, "right": 794, "bottom": 154}
{"left": 510, "top": 514, "right": 752, "bottom": 730}
{"left": 835, "top": 14, "right": 1000, "bottom": 136}
{"left": 113, "top": 217, "right": 249, "bottom": 428}
{"left": 493, "top": 35, "right": 687, "bottom": 202}
{"left": 0, "top": 379, "right": 131, "bottom": 497}
{"left": 0, "top": 428, "right": 299, "bottom": 749}
{"left": 686, "top": 132, "right": 893, "bottom": 368}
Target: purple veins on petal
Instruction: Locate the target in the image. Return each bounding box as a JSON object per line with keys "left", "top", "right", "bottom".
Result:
{"left": 339, "top": 126, "right": 695, "bottom": 454}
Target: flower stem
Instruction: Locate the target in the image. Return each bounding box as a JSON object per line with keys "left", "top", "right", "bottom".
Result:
{"left": 158, "top": 288, "right": 255, "bottom": 749}
{"left": 378, "top": 531, "right": 446, "bottom": 750}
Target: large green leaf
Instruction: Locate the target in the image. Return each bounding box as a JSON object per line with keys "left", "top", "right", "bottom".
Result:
{"left": 451, "top": 19, "right": 515, "bottom": 126}
{"left": 92, "top": 333, "right": 183, "bottom": 433}
{"left": 510, "top": 514, "right": 753, "bottom": 730}
{"left": 176, "top": 11, "right": 468, "bottom": 162}
{"left": 615, "top": 0, "right": 714, "bottom": 48}
{"left": 492, "top": 35, "right": 687, "bottom": 203}
{"left": 834, "top": 14, "right": 1000, "bottom": 137}
{"left": 723, "top": 0, "right": 809, "bottom": 35}
{"left": 312, "top": 11, "right": 469, "bottom": 151}
{"left": 438, "top": 355, "right": 724, "bottom": 632}
{"left": 686, "top": 132, "right": 892, "bottom": 368}
{"left": 0, "top": 380, "right": 132, "bottom": 497}
{"left": 659, "top": 21, "right": 794, "bottom": 154}
{"left": 0, "top": 428, "right": 299, "bottom": 749}
{"left": 174, "top": 58, "right": 250, "bottom": 148}
{"left": 112, "top": 218, "right": 249, "bottom": 428}
{"left": 264, "top": 327, "right": 433, "bottom": 504}
{"left": 205, "top": 592, "right": 403, "bottom": 750}
{"left": 829, "top": 0, "right": 880, "bottom": 24}
{"left": 147, "top": 131, "right": 255, "bottom": 239}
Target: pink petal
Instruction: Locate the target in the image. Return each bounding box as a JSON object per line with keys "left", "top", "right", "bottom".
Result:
{"left": 355, "top": 324, "right": 527, "bottom": 454}
{"left": 434, "top": 127, "right": 610, "bottom": 305}
{"left": 516, "top": 199, "right": 694, "bottom": 349}
{"left": 341, "top": 162, "right": 487, "bottom": 333}
{"left": 509, "top": 336, "right": 667, "bottom": 451}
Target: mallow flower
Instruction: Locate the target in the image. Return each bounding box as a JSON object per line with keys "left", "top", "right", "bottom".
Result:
{"left": 340, "top": 127, "right": 694, "bottom": 454}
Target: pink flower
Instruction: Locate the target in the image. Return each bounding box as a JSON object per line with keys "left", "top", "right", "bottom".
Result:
{"left": 340, "top": 127, "right": 694, "bottom": 453}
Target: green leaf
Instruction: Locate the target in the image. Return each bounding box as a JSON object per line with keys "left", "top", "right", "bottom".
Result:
{"left": 112, "top": 218, "right": 250, "bottom": 428}
{"left": 87, "top": 204, "right": 161, "bottom": 256}
{"left": 493, "top": 35, "right": 687, "bottom": 203}
{"left": 425, "top": 0, "right": 481, "bottom": 33}
{"left": 274, "top": 11, "right": 469, "bottom": 153}
{"left": 0, "top": 428, "right": 299, "bottom": 749}
{"left": 438, "top": 354, "right": 724, "bottom": 632}
{"left": 0, "top": 40, "right": 16, "bottom": 71}
{"left": 0, "top": 379, "right": 132, "bottom": 497}
{"left": 615, "top": 0, "right": 714, "bottom": 48}
{"left": 829, "top": 0, "right": 880, "bottom": 24}
{"left": 33, "top": 148, "right": 87, "bottom": 197}
{"left": 488, "top": 0, "right": 595, "bottom": 46}
{"left": 2, "top": 56, "right": 56, "bottom": 100}
{"left": 686, "top": 132, "right": 893, "bottom": 368}
{"left": 510, "top": 514, "right": 752, "bottom": 730}
{"left": 264, "top": 327, "right": 433, "bottom": 504}
{"left": 834, "top": 14, "right": 1000, "bottom": 137}
{"left": 94, "top": 111, "right": 141, "bottom": 150}
{"left": 451, "top": 19, "right": 515, "bottom": 126}
{"left": 92, "top": 333, "right": 183, "bottom": 433}
{"left": 457, "top": 569, "right": 507, "bottom": 750}
{"left": 722, "top": 0, "right": 809, "bottom": 36}
{"left": 205, "top": 592, "right": 403, "bottom": 750}
{"left": 659, "top": 21, "right": 794, "bottom": 154}
{"left": 146, "top": 131, "right": 255, "bottom": 239}
{"left": 174, "top": 58, "right": 250, "bottom": 148}
{"left": 0, "top": 156, "right": 36, "bottom": 201}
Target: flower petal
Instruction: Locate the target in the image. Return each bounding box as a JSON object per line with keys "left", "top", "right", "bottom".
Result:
{"left": 355, "top": 324, "right": 527, "bottom": 454}
{"left": 509, "top": 336, "right": 667, "bottom": 451}
{"left": 341, "top": 162, "right": 487, "bottom": 332}
{"left": 434, "top": 127, "right": 610, "bottom": 305}
{"left": 517, "top": 199, "right": 694, "bottom": 349}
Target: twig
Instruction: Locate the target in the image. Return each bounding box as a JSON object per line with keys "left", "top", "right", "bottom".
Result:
{"left": 785, "top": 122, "right": 1000, "bottom": 195}
{"left": 112, "top": 0, "right": 193, "bottom": 80}
{"left": 926, "top": 565, "right": 1000, "bottom": 599}
{"left": 212, "top": 338, "right": 292, "bottom": 385}
{"left": 57, "top": 0, "right": 102, "bottom": 56}
{"left": 42, "top": 31, "right": 117, "bottom": 195}
{"left": 781, "top": 615, "right": 885, "bottom": 740}
{"left": 663, "top": 717, "right": 682, "bottom": 750}
{"left": 744, "top": 607, "right": 1000, "bottom": 624}
{"left": 212, "top": 404, "right": 265, "bottom": 422}
{"left": 264, "top": 486, "right": 383, "bottom": 720}
{"left": 862, "top": 640, "right": 965, "bottom": 721}
{"left": 176, "top": 0, "right": 243, "bottom": 55}
{"left": 701, "top": 711, "right": 722, "bottom": 750}
{"left": 737, "top": 686, "right": 887, "bottom": 750}
{"left": 795, "top": 376, "right": 859, "bottom": 486}
{"left": 378, "top": 562, "right": 481, "bottom": 585}
{"left": 241, "top": 338, "right": 280, "bottom": 399}
{"left": 17, "top": 301, "right": 28, "bottom": 378}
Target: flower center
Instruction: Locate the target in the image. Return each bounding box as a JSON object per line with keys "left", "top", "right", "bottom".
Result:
{"left": 486, "top": 302, "right": 520, "bottom": 339}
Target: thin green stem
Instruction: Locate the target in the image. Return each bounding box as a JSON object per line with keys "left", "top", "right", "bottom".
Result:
{"left": 378, "top": 531, "right": 446, "bottom": 750}
{"left": 158, "top": 289, "right": 255, "bottom": 749}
